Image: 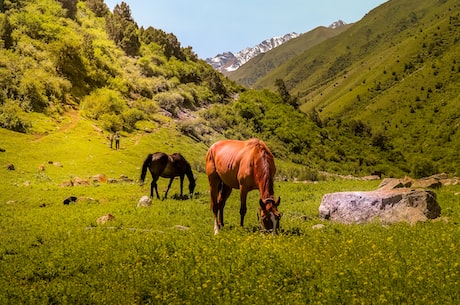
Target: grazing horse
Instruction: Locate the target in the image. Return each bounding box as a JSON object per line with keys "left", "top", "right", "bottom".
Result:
{"left": 206, "top": 138, "right": 281, "bottom": 235}
{"left": 140, "top": 152, "right": 196, "bottom": 199}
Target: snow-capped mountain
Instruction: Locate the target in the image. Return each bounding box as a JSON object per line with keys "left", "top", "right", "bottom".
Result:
{"left": 206, "top": 32, "right": 300, "bottom": 73}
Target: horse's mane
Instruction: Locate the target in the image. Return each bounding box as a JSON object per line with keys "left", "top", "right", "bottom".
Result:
{"left": 171, "top": 153, "right": 195, "bottom": 184}
{"left": 247, "top": 139, "right": 275, "bottom": 198}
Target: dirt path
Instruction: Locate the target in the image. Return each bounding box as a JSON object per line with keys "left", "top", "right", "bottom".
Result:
{"left": 32, "top": 109, "right": 80, "bottom": 142}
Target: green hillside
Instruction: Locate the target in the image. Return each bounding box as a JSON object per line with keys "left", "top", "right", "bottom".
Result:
{"left": 1, "top": 0, "right": 459, "bottom": 178}
{"left": 0, "top": 0, "right": 241, "bottom": 135}
{"left": 253, "top": 0, "right": 460, "bottom": 175}
{"left": 227, "top": 24, "right": 351, "bottom": 87}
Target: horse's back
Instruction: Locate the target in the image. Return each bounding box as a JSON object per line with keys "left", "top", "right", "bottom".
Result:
{"left": 151, "top": 152, "right": 168, "bottom": 161}
{"left": 161, "top": 153, "right": 190, "bottom": 177}
{"left": 206, "top": 139, "right": 266, "bottom": 189}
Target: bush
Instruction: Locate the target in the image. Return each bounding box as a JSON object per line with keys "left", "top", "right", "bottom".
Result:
{"left": 132, "top": 98, "right": 159, "bottom": 115}
{"left": 122, "top": 108, "right": 145, "bottom": 131}
{"left": 99, "top": 113, "right": 123, "bottom": 132}
{"left": 155, "top": 91, "right": 184, "bottom": 117}
{"left": 81, "top": 88, "right": 126, "bottom": 119}
{"left": 0, "top": 101, "right": 31, "bottom": 132}
{"left": 412, "top": 157, "right": 437, "bottom": 178}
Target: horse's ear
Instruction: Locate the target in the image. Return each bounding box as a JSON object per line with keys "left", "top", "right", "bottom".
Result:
{"left": 259, "top": 198, "right": 265, "bottom": 209}
{"left": 275, "top": 197, "right": 281, "bottom": 206}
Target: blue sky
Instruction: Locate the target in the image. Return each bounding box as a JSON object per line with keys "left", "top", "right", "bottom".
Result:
{"left": 104, "top": 0, "right": 388, "bottom": 59}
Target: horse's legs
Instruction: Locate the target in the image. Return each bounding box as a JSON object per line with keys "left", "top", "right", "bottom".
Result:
{"left": 217, "top": 184, "right": 232, "bottom": 229}
{"left": 208, "top": 173, "right": 223, "bottom": 234}
{"left": 164, "top": 177, "right": 174, "bottom": 200}
{"left": 178, "top": 175, "right": 185, "bottom": 197}
{"left": 151, "top": 177, "right": 160, "bottom": 199}
{"left": 239, "top": 188, "right": 249, "bottom": 227}
{"left": 150, "top": 180, "right": 154, "bottom": 198}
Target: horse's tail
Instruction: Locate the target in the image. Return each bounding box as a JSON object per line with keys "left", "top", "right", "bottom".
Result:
{"left": 140, "top": 154, "right": 153, "bottom": 184}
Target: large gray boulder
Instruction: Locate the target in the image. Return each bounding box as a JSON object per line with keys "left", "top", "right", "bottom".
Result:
{"left": 319, "top": 188, "right": 440, "bottom": 225}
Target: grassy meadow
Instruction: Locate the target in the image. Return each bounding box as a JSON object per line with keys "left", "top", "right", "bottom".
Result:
{"left": 1, "top": 115, "right": 460, "bottom": 304}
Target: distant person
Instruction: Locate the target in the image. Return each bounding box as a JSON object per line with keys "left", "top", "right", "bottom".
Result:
{"left": 109, "top": 133, "right": 114, "bottom": 149}
{"left": 115, "top": 132, "right": 120, "bottom": 150}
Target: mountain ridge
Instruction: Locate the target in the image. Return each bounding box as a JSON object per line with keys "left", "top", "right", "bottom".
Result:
{"left": 226, "top": 21, "right": 351, "bottom": 87}
{"left": 206, "top": 32, "right": 300, "bottom": 73}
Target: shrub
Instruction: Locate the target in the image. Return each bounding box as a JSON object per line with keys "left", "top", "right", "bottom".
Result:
{"left": 81, "top": 88, "right": 126, "bottom": 119}
{"left": 132, "top": 98, "right": 159, "bottom": 115}
{"left": 99, "top": 112, "right": 123, "bottom": 132}
{"left": 0, "top": 100, "right": 31, "bottom": 132}
{"left": 122, "top": 108, "right": 145, "bottom": 131}
{"left": 411, "top": 157, "right": 437, "bottom": 178}
{"left": 155, "top": 91, "right": 184, "bottom": 117}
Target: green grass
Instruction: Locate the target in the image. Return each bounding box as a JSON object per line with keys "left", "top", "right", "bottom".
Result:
{"left": 1, "top": 116, "right": 460, "bottom": 304}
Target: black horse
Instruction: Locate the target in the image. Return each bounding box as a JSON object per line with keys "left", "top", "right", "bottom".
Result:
{"left": 140, "top": 152, "right": 196, "bottom": 199}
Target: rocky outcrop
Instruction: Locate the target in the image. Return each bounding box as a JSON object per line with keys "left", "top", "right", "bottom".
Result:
{"left": 319, "top": 188, "right": 440, "bottom": 225}
{"left": 319, "top": 176, "right": 444, "bottom": 225}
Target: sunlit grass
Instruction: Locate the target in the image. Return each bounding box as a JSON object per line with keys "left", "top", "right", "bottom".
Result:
{"left": 1, "top": 119, "right": 459, "bottom": 304}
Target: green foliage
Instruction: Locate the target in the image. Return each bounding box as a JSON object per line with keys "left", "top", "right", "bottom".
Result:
{"left": 0, "top": 100, "right": 30, "bottom": 132}
{"left": 84, "top": 0, "right": 109, "bottom": 17}
{"left": 0, "top": 0, "right": 237, "bottom": 135}
{"left": 82, "top": 88, "right": 125, "bottom": 118}
{"left": 105, "top": 1, "right": 140, "bottom": 56}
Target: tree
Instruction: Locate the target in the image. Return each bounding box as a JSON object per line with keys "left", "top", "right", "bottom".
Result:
{"left": 0, "top": 14, "right": 13, "bottom": 49}
{"left": 275, "top": 78, "right": 297, "bottom": 108}
{"left": 58, "top": 0, "right": 77, "bottom": 19}
{"left": 106, "top": 2, "right": 140, "bottom": 56}
{"left": 85, "top": 0, "right": 109, "bottom": 17}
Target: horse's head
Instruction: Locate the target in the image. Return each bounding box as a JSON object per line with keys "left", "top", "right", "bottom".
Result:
{"left": 188, "top": 177, "right": 196, "bottom": 196}
{"left": 259, "top": 197, "right": 281, "bottom": 235}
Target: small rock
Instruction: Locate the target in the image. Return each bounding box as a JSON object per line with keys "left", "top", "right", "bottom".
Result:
{"left": 137, "top": 196, "right": 152, "bottom": 207}
{"left": 312, "top": 224, "right": 325, "bottom": 230}
{"left": 97, "top": 214, "right": 115, "bottom": 224}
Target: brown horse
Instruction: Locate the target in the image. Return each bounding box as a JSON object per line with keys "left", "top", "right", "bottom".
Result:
{"left": 140, "top": 152, "right": 196, "bottom": 199}
{"left": 206, "top": 138, "right": 281, "bottom": 235}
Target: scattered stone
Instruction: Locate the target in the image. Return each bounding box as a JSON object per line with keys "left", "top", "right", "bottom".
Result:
{"left": 77, "top": 196, "right": 98, "bottom": 204}
{"left": 73, "top": 177, "right": 90, "bottom": 186}
{"left": 63, "top": 196, "right": 78, "bottom": 205}
{"left": 137, "top": 196, "right": 152, "bottom": 207}
{"left": 97, "top": 214, "right": 115, "bottom": 224}
{"left": 411, "top": 177, "right": 442, "bottom": 189}
{"left": 362, "top": 175, "right": 381, "bottom": 181}
{"left": 119, "top": 174, "right": 133, "bottom": 183}
{"left": 312, "top": 224, "right": 325, "bottom": 230}
{"left": 92, "top": 174, "right": 107, "bottom": 183}
{"left": 378, "top": 177, "right": 412, "bottom": 190}
{"left": 61, "top": 180, "right": 73, "bottom": 187}
{"left": 38, "top": 164, "right": 45, "bottom": 171}
{"left": 379, "top": 174, "right": 459, "bottom": 190}
{"left": 5, "top": 164, "right": 14, "bottom": 170}
{"left": 441, "top": 178, "right": 459, "bottom": 186}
